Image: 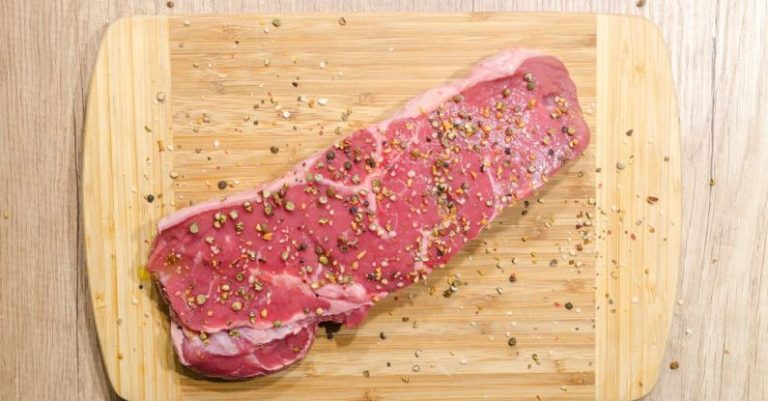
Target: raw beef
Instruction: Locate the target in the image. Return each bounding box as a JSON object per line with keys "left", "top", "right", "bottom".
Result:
{"left": 147, "top": 49, "right": 590, "bottom": 378}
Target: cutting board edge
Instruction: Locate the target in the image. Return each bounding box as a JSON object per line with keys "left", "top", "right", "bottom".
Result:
{"left": 83, "top": 15, "right": 128, "bottom": 399}
{"left": 83, "top": 14, "right": 179, "bottom": 401}
{"left": 596, "top": 14, "right": 682, "bottom": 400}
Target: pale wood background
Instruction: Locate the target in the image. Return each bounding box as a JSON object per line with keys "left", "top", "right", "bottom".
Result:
{"left": 0, "top": 1, "right": 764, "bottom": 400}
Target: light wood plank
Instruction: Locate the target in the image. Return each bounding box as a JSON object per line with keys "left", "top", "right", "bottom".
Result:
{"left": 0, "top": 1, "right": 80, "bottom": 400}
{"left": 680, "top": 1, "right": 768, "bottom": 400}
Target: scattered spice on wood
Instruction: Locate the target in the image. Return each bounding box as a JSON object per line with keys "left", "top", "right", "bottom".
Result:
{"left": 549, "top": 259, "right": 558, "bottom": 268}
{"left": 156, "top": 91, "right": 166, "bottom": 102}
{"left": 379, "top": 331, "right": 387, "bottom": 340}
{"left": 626, "top": 129, "right": 634, "bottom": 136}
{"left": 670, "top": 360, "right": 680, "bottom": 370}
{"left": 271, "top": 18, "right": 282, "bottom": 27}
{"left": 509, "top": 273, "right": 517, "bottom": 283}
{"left": 217, "top": 180, "right": 227, "bottom": 190}
{"left": 616, "top": 161, "right": 627, "bottom": 170}
{"left": 565, "top": 302, "right": 573, "bottom": 310}
{"left": 270, "top": 146, "right": 279, "bottom": 154}
{"left": 443, "top": 279, "right": 460, "bottom": 297}
{"left": 166, "top": 1, "right": 174, "bottom": 8}
{"left": 508, "top": 337, "right": 517, "bottom": 347}
{"left": 145, "top": 194, "right": 155, "bottom": 203}
{"left": 636, "top": 0, "right": 647, "bottom": 7}
{"left": 362, "top": 370, "right": 370, "bottom": 378}
{"left": 338, "top": 17, "right": 347, "bottom": 26}
{"left": 646, "top": 196, "right": 659, "bottom": 204}
{"left": 709, "top": 178, "right": 717, "bottom": 186}
{"left": 169, "top": 170, "right": 179, "bottom": 179}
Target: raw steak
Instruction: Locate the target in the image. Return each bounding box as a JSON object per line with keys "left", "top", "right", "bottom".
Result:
{"left": 148, "top": 49, "right": 590, "bottom": 378}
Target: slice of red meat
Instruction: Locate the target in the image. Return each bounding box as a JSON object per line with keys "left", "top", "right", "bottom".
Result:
{"left": 172, "top": 322, "right": 317, "bottom": 377}
{"left": 147, "top": 49, "right": 590, "bottom": 379}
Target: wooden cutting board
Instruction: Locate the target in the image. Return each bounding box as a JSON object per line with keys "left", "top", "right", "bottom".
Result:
{"left": 83, "top": 13, "right": 680, "bottom": 401}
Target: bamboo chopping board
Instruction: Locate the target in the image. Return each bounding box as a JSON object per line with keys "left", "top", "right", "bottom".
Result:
{"left": 83, "top": 13, "right": 680, "bottom": 401}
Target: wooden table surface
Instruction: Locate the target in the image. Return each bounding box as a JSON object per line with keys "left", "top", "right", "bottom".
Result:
{"left": 0, "top": 1, "right": 765, "bottom": 400}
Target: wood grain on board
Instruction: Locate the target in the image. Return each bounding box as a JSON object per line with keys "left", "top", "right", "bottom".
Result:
{"left": 595, "top": 15, "right": 681, "bottom": 400}
{"left": 81, "top": 13, "right": 679, "bottom": 401}
{"left": 82, "top": 16, "right": 180, "bottom": 401}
